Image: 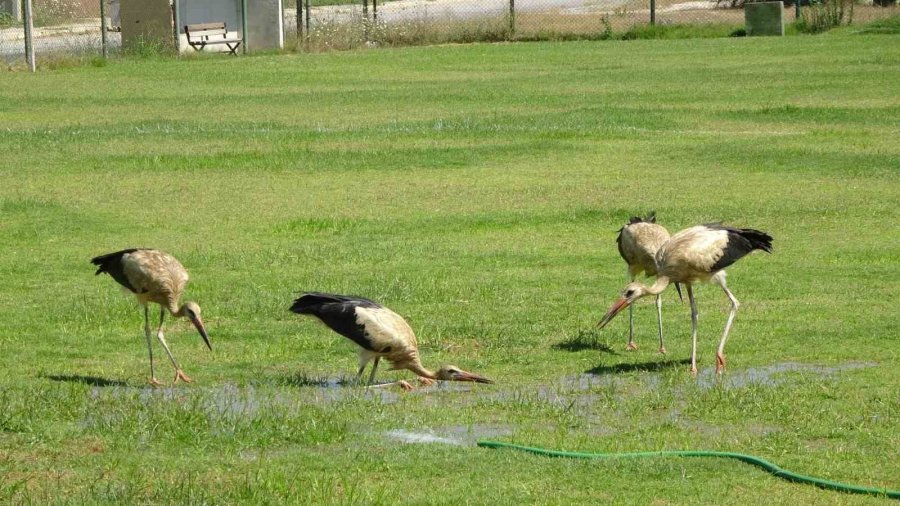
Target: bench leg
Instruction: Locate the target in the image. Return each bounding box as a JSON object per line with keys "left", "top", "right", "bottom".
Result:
{"left": 226, "top": 42, "right": 240, "bottom": 55}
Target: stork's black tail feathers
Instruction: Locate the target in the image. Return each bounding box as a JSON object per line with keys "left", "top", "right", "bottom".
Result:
{"left": 289, "top": 292, "right": 379, "bottom": 315}
{"left": 90, "top": 248, "right": 138, "bottom": 275}
{"left": 735, "top": 228, "right": 774, "bottom": 254}
{"left": 626, "top": 211, "right": 657, "bottom": 225}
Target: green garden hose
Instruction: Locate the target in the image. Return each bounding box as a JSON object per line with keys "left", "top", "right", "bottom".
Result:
{"left": 477, "top": 441, "right": 900, "bottom": 500}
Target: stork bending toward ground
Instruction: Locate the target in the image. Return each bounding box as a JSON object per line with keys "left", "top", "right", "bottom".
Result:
{"left": 598, "top": 224, "right": 772, "bottom": 375}
{"left": 616, "top": 212, "right": 672, "bottom": 354}
{"left": 91, "top": 248, "right": 211, "bottom": 386}
{"left": 290, "top": 292, "right": 493, "bottom": 391}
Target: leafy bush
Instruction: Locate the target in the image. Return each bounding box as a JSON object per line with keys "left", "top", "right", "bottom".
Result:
{"left": 0, "top": 11, "right": 15, "bottom": 28}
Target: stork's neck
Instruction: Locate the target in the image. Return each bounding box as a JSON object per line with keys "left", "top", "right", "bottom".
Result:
{"left": 406, "top": 361, "right": 437, "bottom": 380}
{"left": 170, "top": 302, "right": 186, "bottom": 317}
{"left": 646, "top": 276, "right": 670, "bottom": 296}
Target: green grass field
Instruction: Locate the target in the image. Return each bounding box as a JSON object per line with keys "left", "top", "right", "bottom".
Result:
{"left": 1, "top": 31, "right": 899, "bottom": 503}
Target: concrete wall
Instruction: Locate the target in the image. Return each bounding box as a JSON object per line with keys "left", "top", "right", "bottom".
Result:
{"left": 246, "top": 0, "right": 283, "bottom": 51}
{"left": 745, "top": 1, "right": 784, "bottom": 36}
{"left": 121, "top": 0, "right": 175, "bottom": 51}
{"left": 176, "top": 0, "right": 242, "bottom": 53}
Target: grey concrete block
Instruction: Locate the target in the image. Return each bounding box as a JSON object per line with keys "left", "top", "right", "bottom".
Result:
{"left": 745, "top": 1, "right": 784, "bottom": 36}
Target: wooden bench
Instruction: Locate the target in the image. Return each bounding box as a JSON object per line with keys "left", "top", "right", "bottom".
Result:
{"left": 184, "top": 22, "right": 242, "bottom": 55}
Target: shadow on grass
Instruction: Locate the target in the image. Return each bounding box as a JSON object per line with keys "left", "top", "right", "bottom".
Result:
{"left": 586, "top": 359, "right": 691, "bottom": 375}
{"left": 554, "top": 329, "right": 619, "bottom": 353}
{"left": 44, "top": 374, "right": 128, "bottom": 387}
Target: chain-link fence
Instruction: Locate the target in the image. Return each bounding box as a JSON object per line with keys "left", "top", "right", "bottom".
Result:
{"left": 2, "top": 0, "right": 121, "bottom": 68}
{"left": 282, "top": 0, "right": 897, "bottom": 48}
{"left": 3, "top": 0, "right": 898, "bottom": 68}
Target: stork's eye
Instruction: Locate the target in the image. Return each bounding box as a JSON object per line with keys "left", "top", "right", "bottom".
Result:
{"left": 625, "top": 290, "right": 634, "bottom": 297}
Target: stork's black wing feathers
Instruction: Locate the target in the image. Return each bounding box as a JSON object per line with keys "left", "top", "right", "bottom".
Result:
{"left": 706, "top": 225, "right": 773, "bottom": 272}
{"left": 290, "top": 292, "right": 381, "bottom": 351}
{"left": 90, "top": 248, "right": 142, "bottom": 292}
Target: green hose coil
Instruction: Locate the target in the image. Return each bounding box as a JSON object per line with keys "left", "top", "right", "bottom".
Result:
{"left": 477, "top": 440, "right": 900, "bottom": 500}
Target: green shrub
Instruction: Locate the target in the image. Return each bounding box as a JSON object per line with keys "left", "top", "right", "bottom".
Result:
{"left": 795, "top": 0, "right": 854, "bottom": 33}
{"left": 0, "top": 11, "right": 15, "bottom": 27}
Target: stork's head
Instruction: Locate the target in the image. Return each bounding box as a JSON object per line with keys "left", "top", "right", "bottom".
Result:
{"left": 181, "top": 301, "right": 212, "bottom": 351}
{"left": 596, "top": 282, "right": 649, "bottom": 329}
{"left": 435, "top": 365, "right": 494, "bottom": 384}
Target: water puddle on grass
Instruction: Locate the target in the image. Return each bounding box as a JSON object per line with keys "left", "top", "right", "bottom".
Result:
{"left": 695, "top": 361, "right": 878, "bottom": 389}
{"left": 385, "top": 424, "right": 513, "bottom": 446}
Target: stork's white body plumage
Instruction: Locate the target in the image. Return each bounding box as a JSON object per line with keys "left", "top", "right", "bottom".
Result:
{"left": 599, "top": 224, "right": 773, "bottom": 374}
{"left": 290, "top": 293, "right": 492, "bottom": 390}
{"left": 616, "top": 213, "right": 671, "bottom": 353}
{"left": 92, "top": 248, "right": 211, "bottom": 385}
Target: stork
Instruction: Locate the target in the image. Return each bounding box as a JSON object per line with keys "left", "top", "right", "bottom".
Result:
{"left": 290, "top": 292, "right": 493, "bottom": 391}
{"left": 91, "top": 248, "right": 212, "bottom": 386}
{"left": 616, "top": 212, "right": 672, "bottom": 354}
{"left": 598, "top": 224, "right": 772, "bottom": 374}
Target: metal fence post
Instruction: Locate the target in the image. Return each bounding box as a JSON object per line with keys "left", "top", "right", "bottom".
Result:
{"left": 296, "top": 0, "right": 303, "bottom": 39}
{"left": 795, "top": 0, "right": 801, "bottom": 20}
{"left": 100, "top": 0, "right": 108, "bottom": 58}
{"left": 241, "top": 0, "right": 248, "bottom": 53}
{"left": 23, "top": 0, "right": 35, "bottom": 72}
{"left": 509, "top": 0, "right": 515, "bottom": 34}
{"left": 650, "top": 0, "right": 656, "bottom": 24}
{"left": 304, "top": 0, "right": 310, "bottom": 38}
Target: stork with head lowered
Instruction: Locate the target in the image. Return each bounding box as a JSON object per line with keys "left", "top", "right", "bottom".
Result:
{"left": 91, "top": 248, "right": 212, "bottom": 385}
{"left": 598, "top": 224, "right": 772, "bottom": 375}
{"left": 290, "top": 292, "right": 493, "bottom": 391}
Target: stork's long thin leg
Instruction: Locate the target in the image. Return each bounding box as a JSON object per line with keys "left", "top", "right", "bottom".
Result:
{"left": 687, "top": 284, "right": 698, "bottom": 376}
{"left": 655, "top": 294, "right": 666, "bottom": 354}
{"left": 625, "top": 273, "right": 638, "bottom": 351}
{"left": 626, "top": 303, "right": 637, "bottom": 351}
{"left": 715, "top": 277, "right": 740, "bottom": 375}
{"left": 155, "top": 308, "right": 191, "bottom": 384}
{"left": 367, "top": 357, "right": 380, "bottom": 386}
{"left": 144, "top": 305, "right": 160, "bottom": 386}
{"left": 355, "top": 352, "right": 374, "bottom": 385}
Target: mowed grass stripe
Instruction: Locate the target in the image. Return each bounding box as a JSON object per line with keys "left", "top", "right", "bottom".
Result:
{"left": 1, "top": 32, "right": 899, "bottom": 503}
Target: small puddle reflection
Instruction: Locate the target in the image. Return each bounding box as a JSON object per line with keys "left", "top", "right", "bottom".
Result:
{"left": 696, "top": 361, "right": 877, "bottom": 389}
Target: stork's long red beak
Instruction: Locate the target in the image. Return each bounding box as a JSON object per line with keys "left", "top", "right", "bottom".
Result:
{"left": 597, "top": 297, "right": 631, "bottom": 329}
{"left": 190, "top": 316, "right": 212, "bottom": 351}
{"left": 455, "top": 371, "right": 494, "bottom": 384}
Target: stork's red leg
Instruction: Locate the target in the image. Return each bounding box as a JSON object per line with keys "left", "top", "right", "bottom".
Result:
{"left": 174, "top": 370, "right": 192, "bottom": 384}
{"left": 715, "top": 275, "right": 739, "bottom": 375}
{"left": 149, "top": 377, "right": 164, "bottom": 387}
{"left": 625, "top": 303, "right": 637, "bottom": 351}
{"left": 687, "top": 284, "right": 699, "bottom": 376}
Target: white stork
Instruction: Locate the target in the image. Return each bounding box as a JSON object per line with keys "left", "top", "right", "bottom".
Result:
{"left": 615, "top": 212, "right": 673, "bottom": 354}
{"left": 598, "top": 224, "right": 773, "bottom": 374}
{"left": 290, "top": 292, "right": 493, "bottom": 391}
{"left": 91, "top": 248, "right": 211, "bottom": 385}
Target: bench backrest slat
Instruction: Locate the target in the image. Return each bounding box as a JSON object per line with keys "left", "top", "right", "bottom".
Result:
{"left": 187, "top": 22, "right": 226, "bottom": 31}
{"left": 189, "top": 28, "right": 227, "bottom": 37}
